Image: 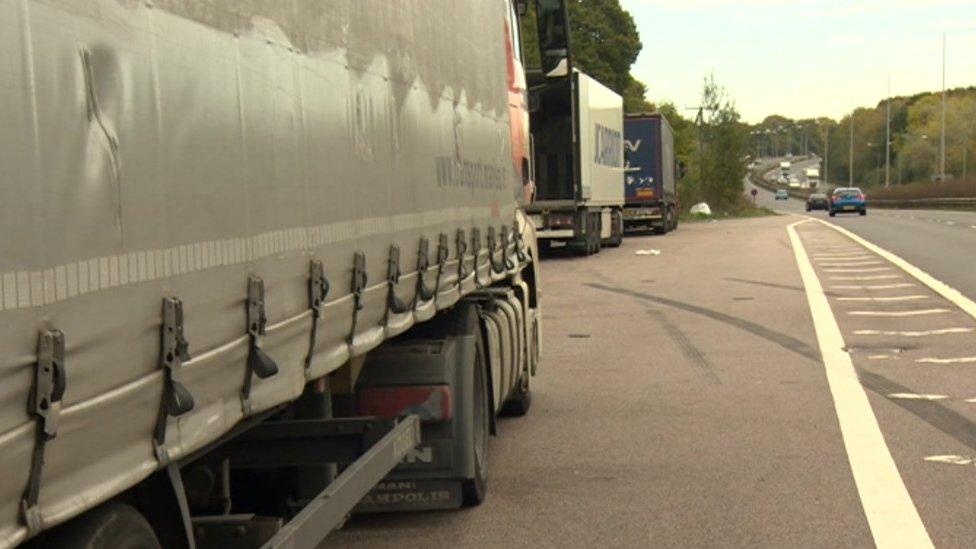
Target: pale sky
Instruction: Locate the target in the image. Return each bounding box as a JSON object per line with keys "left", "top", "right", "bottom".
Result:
{"left": 620, "top": 0, "right": 976, "bottom": 123}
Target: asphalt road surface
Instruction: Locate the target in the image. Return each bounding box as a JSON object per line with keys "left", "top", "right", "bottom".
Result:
{"left": 747, "top": 170, "right": 976, "bottom": 302}
{"left": 331, "top": 209, "right": 976, "bottom": 547}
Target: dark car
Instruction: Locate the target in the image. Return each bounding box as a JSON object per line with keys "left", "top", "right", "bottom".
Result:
{"left": 806, "top": 193, "right": 829, "bottom": 212}
{"left": 829, "top": 187, "right": 867, "bottom": 216}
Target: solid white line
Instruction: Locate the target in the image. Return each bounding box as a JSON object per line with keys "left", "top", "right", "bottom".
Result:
{"left": 887, "top": 393, "right": 948, "bottom": 401}
{"left": 837, "top": 296, "right": 927, "bottom": 302}
{"left": 816, "top": 219, "right": 976, "bottom": 322}
{"left": 832, "top": 283, "right": 915, "bottom": 290}
{"left": 916, "top": 357, "right": 976, "bottom": 364}
{"left": 854, "top": 328, "right": 974, "bottom": 337}
{"left": 825, "top": 267, "right": 891, "bottom": 273}
{"left": 788, "top": 220, "right": 932, "bottom": 549}
{"left": 848, "top": 308, "right": 950, "bottom": 317}
{"left": 831, "top": 275, "right": 900, "bottom": 280}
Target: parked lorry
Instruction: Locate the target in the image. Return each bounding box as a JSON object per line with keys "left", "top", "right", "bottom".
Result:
{"left": 525, "top": 70, "right": 625, "bottom": 255}
{"left": 622, "top": 114, "right": 678, "bottom": 234}
{"left": 0, "top": 1, "right": 567, "bottom": 547}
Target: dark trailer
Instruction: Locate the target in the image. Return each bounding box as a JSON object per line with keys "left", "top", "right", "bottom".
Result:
{"left": 623, "top": 114, "right": 678, "bottom": 234}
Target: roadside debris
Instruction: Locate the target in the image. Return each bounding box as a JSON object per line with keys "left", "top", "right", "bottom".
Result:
{"left": 690, "top": 202, "right": 712, "bottom": 216}
{"left": 635, "top": 249, "right": 662, "bottom": 256}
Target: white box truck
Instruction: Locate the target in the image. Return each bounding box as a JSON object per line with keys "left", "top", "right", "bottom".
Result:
{"left": 0, "top": 0, "right": 568, "bottom": 547}
{"left": 804, "top": 167, "right": 821, "bottom": 189}
{"left": 525, "top": 70, "right": 625, "bottom": 255}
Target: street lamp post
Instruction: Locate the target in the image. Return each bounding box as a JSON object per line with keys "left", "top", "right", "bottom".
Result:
{"left": 849, "top": 112, "right": 855, "bottom": 187}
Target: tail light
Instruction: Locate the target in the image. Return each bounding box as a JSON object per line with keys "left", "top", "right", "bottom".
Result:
{"left": 859, "top": 194, "right": 866, "bottom": 201}
{"left": 358, "top": 385, "right": 452, "bottom": 423}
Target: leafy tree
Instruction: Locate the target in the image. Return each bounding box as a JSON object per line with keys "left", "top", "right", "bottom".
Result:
{"left": 683, "top": 75, "right": 748, "bottom": 211}
{"left": 520, "top": 0, "right": 652, "bottom": 111}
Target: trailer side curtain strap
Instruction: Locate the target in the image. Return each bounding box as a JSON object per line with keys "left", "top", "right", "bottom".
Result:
{"left": 471, "top": 228, "right": 485, "bottom": 288}
{"left": 415, "top": 238, "right": 435, "bottom": 304}
{"left": 21, "top": 329, "right": 67, "bottom": 535}
{"left": 305, "top": 260, "right": 330, "bottom": 370}
{"left": 386, "top": 246, "right": 408, "bottom": 320}
{"left": 154, "top": 298, "right": 195, "bottom": 465}
{"left": 501, "top": 225, "right": 516, "bottom": 270}
{"left": 456, "top": 229, "right": 470, "bottom": 282}
{"left": 433, "top": 233, "right": 449, "bottom": 296}
{"left": 242, "top": 277, "right": 278, "bottom": 416}
{"left": 488, "top": 226, "right": 506, "bottom": 274}
{"left": 348, "top": 252, "right": 368, "bottom": 346}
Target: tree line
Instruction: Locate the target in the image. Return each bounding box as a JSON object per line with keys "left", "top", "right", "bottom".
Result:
{"left": 519, "top": 1, "right": 751, "bottom": 213}
{"left": 752, "top": 87, "right": 976, "bottom": 187}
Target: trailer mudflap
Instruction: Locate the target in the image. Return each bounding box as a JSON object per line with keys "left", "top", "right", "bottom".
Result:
{"left": 255, "top": 415, "right": 420, "bottom": 549}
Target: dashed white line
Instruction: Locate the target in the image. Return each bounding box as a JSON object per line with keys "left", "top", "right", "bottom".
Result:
{"left": 848, "top": 308, "right": 951, "bottom": 317}
{"left": 854, "top": 328, "right": 974, "bottom": 337}
{"left": 825, "top": 267, "right": 892, "bottom": 273}
{"left": 868, "top": 355, "right": 895, "bottom": 360}
{"left": 837, "top": 295, "right": 927, "bottom": 302}
{"left": 945, "top": 221, "right": 956, "bottom": 226}
{"left": 924, "top": 455, "right": 972, "bottom": 465}
{"left": 819, "top": 261, "right": 884, "bottom": 267}
{"left": 832, "top": 283, "right": 915, "bottom": 290}
{"left": 916, "top": 357, "right": 976, "bottom": 364}
{"left": 816, "top": 219, "right": 976, "bottom": 322}
{"left": 887, "top": 393, "right": 948, "bottom": 401}
{"left": 831, "top": 275, "right": 900, "bottom": 280}
{"left": 788, "top": 220, "right": 932, "bottom": 549}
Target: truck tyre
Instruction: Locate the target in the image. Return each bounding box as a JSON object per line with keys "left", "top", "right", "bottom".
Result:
{"left": 671, "top": 207, "right": 679, "bottom": 231}
{"left": 499, "top": 372, "right": 531, "bottom": 417}
{"left": 591, "top": 213, "right": 602, "bottom": 254}
{"left": 829, "top": 209, "right": 836, "bottom": 217}
{"left": 462, "top": 315, "right": 490, "bottom": 506}
{"left": 605, "top": 208, "right": 623, "bottom": 248}
{"left": 31, "top": 501, "right": 161, "bottom": 549}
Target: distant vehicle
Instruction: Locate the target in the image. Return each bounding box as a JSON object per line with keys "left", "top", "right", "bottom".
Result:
{"left": 829, "top": 187, "right": 867, "bottom": 216}
{"left": 779, "top": 161, "right": 791, "bottom": 179}
{"left": 775, "top": 189, "right": 789, "bottom": 200}
{"left": 806, "top": 193, "right": 829, "bottom": 211}
{"left": 804, "top": 167, "right": 820, "bottom": 188}
{"left": 788, "top": 176, "right": 801, "bottom": 189}
{"left": 623, "top": 113, "right": 678, "bottom": 235}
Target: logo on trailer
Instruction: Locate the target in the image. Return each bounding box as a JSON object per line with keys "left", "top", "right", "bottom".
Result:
{"left": 593, "top": 123, "right": 622, "bottom": 168}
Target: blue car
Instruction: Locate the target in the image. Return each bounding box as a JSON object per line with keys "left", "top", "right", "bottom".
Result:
{"left": 829, "top": 187, "right": 866, "bottom": 216}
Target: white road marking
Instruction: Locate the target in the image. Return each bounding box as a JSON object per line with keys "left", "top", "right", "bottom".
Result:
{"left": 965, "top": 398, "right": 976, "bottom": 403}
{"left": 971, "top": 225, "right": 976, "bottom": 230}
{"left": 916, "top": 357, "right": 976, "bottom": 364}
{"left": 788, "top": 220, "right": 932, "bottom": 549}
{"left": 887, "top": 393, "right": 948, "bottom": 401}
{"left": 924, "top": 455, "right": 973, "bottom": 465}
{"left": 817, "top": 219, "right": 976, "bottom": 322}
{"left": 825, "top": 267, "right": 891, "bottom": 273}
{"left": 848, "top": 308, "right": 951, "bottom": 317}
{"left": 831, "top": 275, "right": 900, "bottom": 280}
{"left": 868, "top": 355, "right": 894, "bottom": 360}
{"left": 854, "top": 328, "right": 974, "bottom": 337}
{"left": 819, "top": 261, "right": 884, "bottom": 267}
{"left": 833, "top": 283, "right": 915, "bottom": 290}
{"left": 837, "top": 296, "right": 927, "bottom": 302}
{"left": 946, "top": 221, "right": 956, "bottom": 226}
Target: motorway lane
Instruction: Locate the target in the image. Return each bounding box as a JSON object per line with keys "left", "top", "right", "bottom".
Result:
{"left": 332, "top": 216, "right": 875, "bottom": 547}
{"left": 747, "top": 171, "right": 976, "bottom": 302}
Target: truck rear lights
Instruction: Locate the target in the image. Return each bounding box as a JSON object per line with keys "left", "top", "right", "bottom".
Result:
{"left": 358, "top": 385, "right": 452, "bottom": 423}
{"left": 548, "top": 213, "right": 574, "bottom": 227}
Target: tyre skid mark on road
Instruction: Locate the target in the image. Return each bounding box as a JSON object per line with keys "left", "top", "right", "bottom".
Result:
{"left": 645, "top": 309, "right": 721, "bottom": 385}
{"left": 788, "top": 219, "right": 934, "bottom": 548}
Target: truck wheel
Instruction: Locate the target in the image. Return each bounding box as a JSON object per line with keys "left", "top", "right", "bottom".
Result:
{"left": 30, "top": 501, "right": 161, "bottom": 549}
{"left": 606, "top": 208, "right": 623, "bottom": 247}
{"left": 671, "top": 208, "right": 679, "bottom": 230}
{"left": 462, "top": 319, "right": 490, "bottom": 506}
{"left": 499, "top": 372, "right": 531, "bottom": 417}
{"left": 591, "top": 214, "right": 602, "bottom": 254}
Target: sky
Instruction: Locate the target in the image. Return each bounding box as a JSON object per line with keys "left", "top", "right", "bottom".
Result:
{"left": 619, "top": 0, "right": 976, "bottom": 123}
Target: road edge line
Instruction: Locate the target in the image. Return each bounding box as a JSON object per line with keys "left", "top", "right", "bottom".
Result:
{"left": 788, "top": 219, "right": 933, "bottom": 549}
{"left": 815, "top": 218, "right": 976, "bottom": 321}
